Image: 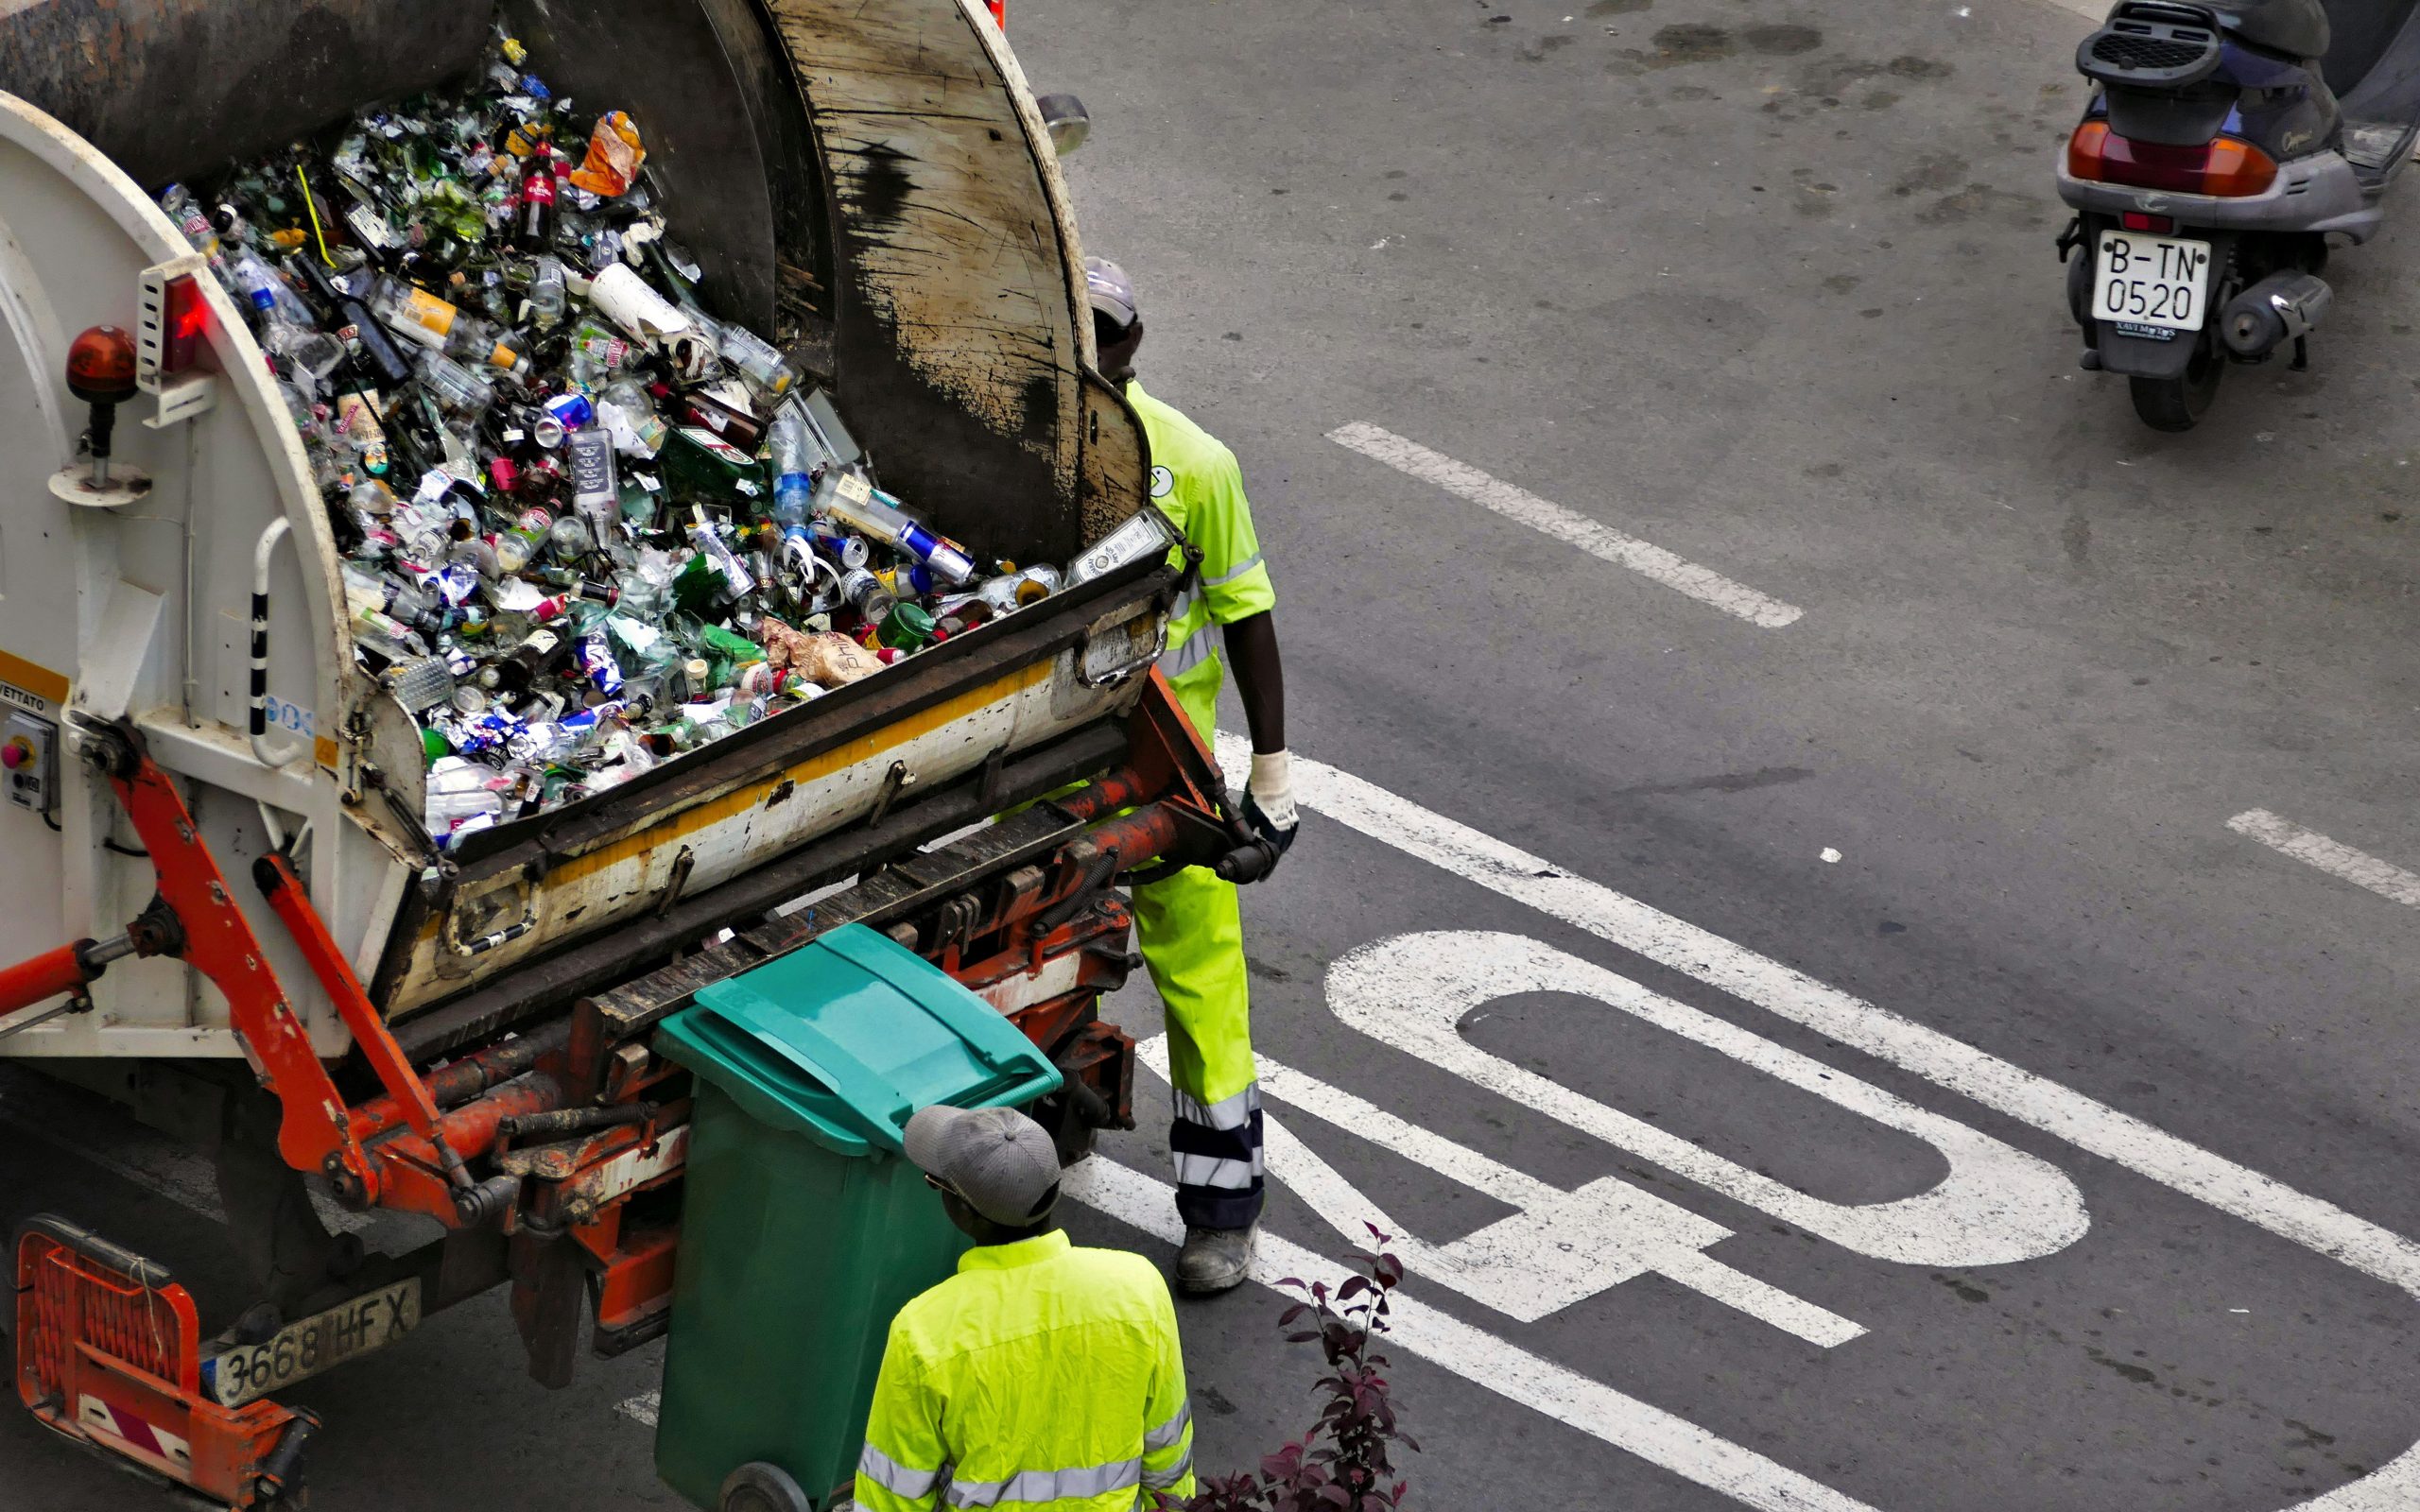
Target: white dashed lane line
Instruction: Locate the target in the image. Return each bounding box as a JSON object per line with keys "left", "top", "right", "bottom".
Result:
{"left": 2228, "top": 809, "right": 2420, "bottom": 909}
{"left": 1326, "top": 422, "right": 1806, "bottom": 629}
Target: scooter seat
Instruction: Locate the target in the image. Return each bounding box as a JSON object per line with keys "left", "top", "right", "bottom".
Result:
{"left": 2201, "top": 0, "right": 2329, "bottom": 60}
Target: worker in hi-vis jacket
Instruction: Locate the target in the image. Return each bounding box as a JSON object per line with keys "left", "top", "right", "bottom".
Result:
{"left": 1084, "top": 255, "right": 1296, "bottom": 1295}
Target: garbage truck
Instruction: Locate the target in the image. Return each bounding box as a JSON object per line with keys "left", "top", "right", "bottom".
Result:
{"left": 0, "top": 1, "right": 1271, "bottom": 1505}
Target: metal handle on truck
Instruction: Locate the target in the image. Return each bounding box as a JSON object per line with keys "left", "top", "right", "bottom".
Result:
{"left": 250, "top": 517, "right": 305, "bottom": 769}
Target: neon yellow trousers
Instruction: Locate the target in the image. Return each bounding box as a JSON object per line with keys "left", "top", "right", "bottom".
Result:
{"left": 1133, "top": 861, "right": 1262, "bottom": 1228}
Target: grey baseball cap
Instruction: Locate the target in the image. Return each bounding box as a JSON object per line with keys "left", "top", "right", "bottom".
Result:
{"left": 904, "top": 1105, "right": 1062, "bottom": 1227}
{"left": 1082, "top": 255, "right": 1138, "bottom": 331}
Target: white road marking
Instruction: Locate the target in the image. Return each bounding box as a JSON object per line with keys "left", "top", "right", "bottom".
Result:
{"left": 1326, "top": 421, "right": 1806, "bottom": 628}
{"left": 1219, "top": 733, "right": 2420, "bottom": 1299}
{"left": 1326, "top": 929, "right": 2089, "bottom": 1268}
{"left": 1064, "top": 1157, "right": 1881, "bottom": 1512}
{"left": 2227, "top": 809, "right": 2420, "bottom": 909}
{"left": 1183, "top": 732, "right": 2420, "bottom": 1512}
{"left": 1139, "top": 1034, "right": 1864, "bottom": 1343}
{"left": 617, "top": 1390, "right": 660, "bottom": 1428}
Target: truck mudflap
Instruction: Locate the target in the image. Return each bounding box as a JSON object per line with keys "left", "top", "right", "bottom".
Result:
{"left": 13, "top": 1215, "right": 316, "bottom": 1509}
{"left": 372, "top": 546, "right": 1180, "bottom": 1025}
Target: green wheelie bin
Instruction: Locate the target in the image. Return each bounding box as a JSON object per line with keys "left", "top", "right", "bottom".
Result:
{"left": 651, "top": 922, "right": 1064, "bottom": 1512}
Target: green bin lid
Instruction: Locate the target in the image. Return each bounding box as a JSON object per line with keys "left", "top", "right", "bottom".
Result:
{"left": 654, "top": 923, "right": 1063, "bottom": 1157}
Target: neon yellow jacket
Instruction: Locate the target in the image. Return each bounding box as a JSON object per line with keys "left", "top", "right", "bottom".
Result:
{"left": 1127, "top": 381, "right": 1275, "bottom": 742}
{"left": 855, "top": 1231, "right": 1197, "bottom": 1511}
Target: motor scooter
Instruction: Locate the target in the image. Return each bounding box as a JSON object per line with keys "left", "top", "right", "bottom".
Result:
{"left": 2054, "top": 0, "right": 2420, "bottom": 430}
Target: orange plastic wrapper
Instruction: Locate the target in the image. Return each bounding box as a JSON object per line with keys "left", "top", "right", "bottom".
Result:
{"left": 568, "top": 111, "right": 646, "bottom": 197}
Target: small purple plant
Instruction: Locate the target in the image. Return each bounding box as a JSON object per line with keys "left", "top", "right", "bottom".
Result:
{"left": 1175, "top": 1226, "right": 1417, "bottom": 1512}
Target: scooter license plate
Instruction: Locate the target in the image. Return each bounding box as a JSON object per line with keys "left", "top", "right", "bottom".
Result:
{"left": 2093, "top": 232, "right": 2212, "bottom": 333}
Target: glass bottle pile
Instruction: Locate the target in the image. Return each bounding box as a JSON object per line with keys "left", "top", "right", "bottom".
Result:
{"left": 164, "top": 25, "right": 1067, "bottom": 850}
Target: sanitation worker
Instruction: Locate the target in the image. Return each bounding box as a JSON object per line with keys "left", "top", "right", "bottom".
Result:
{"left": 852, "top": 1105, "right": 1197, "bottom": 1511}
{"left": 1086, "top": 255, "right": 1296, "bottom": 1295}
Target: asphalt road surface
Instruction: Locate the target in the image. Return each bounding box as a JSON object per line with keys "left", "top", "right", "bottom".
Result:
{"left": 12, "top": 0, "right": 2420, "bottom": 1507}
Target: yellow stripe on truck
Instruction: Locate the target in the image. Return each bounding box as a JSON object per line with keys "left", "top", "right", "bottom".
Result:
{"left": 449, "top": 660, "right": 1052, "bottom": 904}
{"left": 0, "top": 648, "right": 70, "bottom": 705}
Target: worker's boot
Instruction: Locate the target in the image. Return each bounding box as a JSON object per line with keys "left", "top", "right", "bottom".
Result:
{"left": 1175, "top": 1223, "right": 1257, "bottom": 1296}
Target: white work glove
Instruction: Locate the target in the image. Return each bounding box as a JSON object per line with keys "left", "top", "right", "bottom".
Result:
{"left": 1243, "top": 749, "right": 1299, "bottom": 856}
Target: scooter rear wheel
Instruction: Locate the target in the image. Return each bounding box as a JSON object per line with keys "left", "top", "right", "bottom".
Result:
{"left": 2128, "top": 346, "right": 2223, "bottom": 432}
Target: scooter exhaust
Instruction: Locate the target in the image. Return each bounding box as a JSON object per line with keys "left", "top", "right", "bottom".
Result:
{"left": 2221, "top": 270, "right": 2332, "bottom": 358}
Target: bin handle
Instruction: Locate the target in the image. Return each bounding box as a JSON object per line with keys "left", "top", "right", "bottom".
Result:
{"left": 713, "top": 996, "right": 916, "bottom": 1148}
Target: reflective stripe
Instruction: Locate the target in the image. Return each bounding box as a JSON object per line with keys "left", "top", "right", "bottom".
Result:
{"left": 1143, "top": 1401, "right": 1191, "bottom": 1453}
{"left": 1173, "top": 1151, "right": 1257, "bottom": 1190}
{"left": 1141, "top": 1448, "right": 1195, "bottom": 1490}
{"left": 943, "top": 1457, "right": 1141, "bottom": 1507}
{"left": 1156, "top": 621, "right": 1222, "bottom": 679}
{"left": 1201, "top": 552, "right": 1264, "bottom": 588}
{"left": 1170, "top": 1082, "right": 1258, "bottom": 1132}
{"left": 1167, "top": 585, "right": 1199, "bottom": 623}
{"left": 860, "top": 1443, "right": 943, "bottom": 1500}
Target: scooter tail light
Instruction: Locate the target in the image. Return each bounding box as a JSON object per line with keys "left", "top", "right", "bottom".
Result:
{"left": 2067, "top": 120, "right": 2278, "bottom": 198}
{"left": 2067, "top": 120, "right": 2113, "bottom": 181}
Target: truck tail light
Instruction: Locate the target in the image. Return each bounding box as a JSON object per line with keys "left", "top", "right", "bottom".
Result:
{"left": 2067, "top": 120, "right": 2277, "bottom": 198}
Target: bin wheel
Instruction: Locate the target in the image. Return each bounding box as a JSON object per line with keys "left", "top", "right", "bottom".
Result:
{"left": 719, "top": 1461, "right": 814, "bottom": 1512}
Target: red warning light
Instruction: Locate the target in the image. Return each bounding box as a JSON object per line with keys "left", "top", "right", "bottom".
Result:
{"left": 65, "top": 325, "right": 138, "bottom": 404}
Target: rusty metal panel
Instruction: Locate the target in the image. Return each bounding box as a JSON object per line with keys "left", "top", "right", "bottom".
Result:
{"left": 0, "top": 0, "right": 491, "bottom": 189}
{"left": 766, "top": 0, "right": 1148, "bottom": 566}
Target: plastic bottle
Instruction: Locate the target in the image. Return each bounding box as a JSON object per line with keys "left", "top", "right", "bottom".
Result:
{"left": 228, "top": 248, "right": 314, "bottom": 328}
{"left": 768, "top": 403, "right": 818, "bottom": 526}
{"left": 371, "top": 275, "right": 528, "bottom": 372}
{"left": 354, "top": 605, "right": 428, "bottom": 661}
{"left": 567, "top": 425, "right": 618, "bottom": 534}
{"left": 515, "top": 149, "right": 558, "bottom": 253}
{"left": 160, "top": 184, "right": 233, "bottom": 290}
{"left": 414, "top": 350, "right": 496, "bottom": 421}
{"left": 494, "top": 507, "right": 554, "bottom": 574}
{"left": 812, "top": 470, "right": 976, "bottom": 585}
{"left": 688, "top": 509, "right": 756, "bottom": 599}
{"left": 526, "top": 253, "right": 567, "bottom": 329}
{"left": 703, "top": 315, "right": 797, "bottom": 404}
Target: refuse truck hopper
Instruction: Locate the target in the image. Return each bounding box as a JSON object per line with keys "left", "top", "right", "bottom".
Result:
{"left": 0, "top": 0, "right": 1165, "bottom": 1053}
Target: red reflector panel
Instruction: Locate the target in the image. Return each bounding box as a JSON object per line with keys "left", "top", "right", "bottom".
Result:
{"left": 2120, "top": 212, "right": 2176, "bottom": 232}
{"left": 2068, "top": 121, "right": 2278, "bottom": 198}
{"left": 163, "top": 274, "right": 209, "bottom": 374}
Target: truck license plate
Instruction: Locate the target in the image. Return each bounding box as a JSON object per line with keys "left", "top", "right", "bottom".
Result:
{"left": 205, "top": 1278, "right": 421, "bottom": 1406}
{"left": 2093, "top": 232, "right": 2212, "bottom": 332}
